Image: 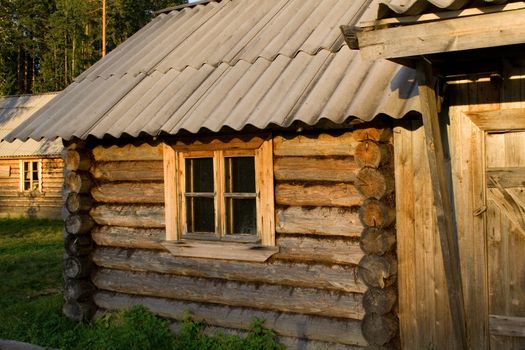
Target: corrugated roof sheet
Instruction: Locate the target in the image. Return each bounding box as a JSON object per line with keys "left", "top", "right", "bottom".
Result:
{"left": 0, "top": 94, "right": 62, "bottom": 157}
{"left": 378, "top": 0, "right": 513, "bottom": 17}
{"left": 6, "top": 0, "right": 419, "bottom": 142}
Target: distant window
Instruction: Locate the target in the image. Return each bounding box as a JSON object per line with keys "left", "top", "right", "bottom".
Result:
{"left": 20, "top": 160, "right": 42, "bottom": 192}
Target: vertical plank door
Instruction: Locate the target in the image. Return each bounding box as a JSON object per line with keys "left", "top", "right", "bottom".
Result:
{"left": 485, "top": 130, "right": 525, "bottom": 349}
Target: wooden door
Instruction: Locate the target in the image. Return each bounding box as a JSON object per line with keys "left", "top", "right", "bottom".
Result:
{"left": 485, "top": 130, "right": 525, "bottom": 349}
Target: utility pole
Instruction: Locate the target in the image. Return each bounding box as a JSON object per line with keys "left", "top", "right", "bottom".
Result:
{"left": 102, "top": 0, "right": 106, "bottom": 57}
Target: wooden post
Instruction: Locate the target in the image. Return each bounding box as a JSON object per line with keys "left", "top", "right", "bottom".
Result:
{"left": 416, "top": 57, "right": 469, "bottom": 349}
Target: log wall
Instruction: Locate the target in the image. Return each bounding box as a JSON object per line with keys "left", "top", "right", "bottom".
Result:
{"left": 86, "top": 128, "right": 394, "bottom": 349}
{"left": 0, "top": 157, "right": 63, "bottom": 219}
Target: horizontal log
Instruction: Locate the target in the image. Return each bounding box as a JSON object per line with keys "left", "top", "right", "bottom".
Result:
{"left": 91, "top": 182, "right": 164, "bottom": 203}
{"left": 276, "top": 206, "right": 362, "bottom": 237}
{"left": 359, "top": 199, "right": 395, "bottom": 228}
{"left": 63, "top": 300, "right": 96, "bottom": 322}
{"left": 93, "top": 268, "right": 364, "bottom": 319}
{"left": 65, "top": 214, "right": 95, "bottom": 235}
{"left": 354, "top": 141, "right": 392, "bottom": 169}
{"left": 66, "top": 193, "right": 94, "bottom": 213}
{"left": 355, "top": 168, "right": 394, "bottom": 200}
{"left": 273, "top": 133, "right": 358, "bottom": 157}
{"left": 66, "top": 171, "right": 93, "bottom": 193}
{"left": 91, "top": 161, "right": 163, "bottom": 182}
{"left": 359, "top": 227, "right": 396, "bottom": 256}
{"left": 93, "top": 144, "right": 163, "bottom": 161}
{"left": 275, "top": 182, "right": 362, "bottom": 207}
{"left": 274, "top": 157, "right": 358, "bottom": 182}
{"left": 90, "top": 205, "right": 165, "bottom": 228}
{"left": 92, "top": 226, "right": 165, "bottom": 250}
{"left": 363, "top": 287, "right": 397, "bottom": 315}
{"left": 94, "top": 291, "right": 367, "bottom": 346}
{"left": 361, "top": 313, "right": 398, "bottom": 346}
{"left": 358, "top": 255, "right": 397, "bottom": 289}
{"left": 65, "top": 149, "right": 92, "bottom": 171}
{"left": 92, "top": 247, "right": 366, "bottom": 293}
{"left": 275, "top": 235, "right": 363, "bottom": 266}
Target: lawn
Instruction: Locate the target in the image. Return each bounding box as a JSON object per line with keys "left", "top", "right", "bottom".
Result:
{"left": 0, "top": 218, "right": 284, "bottom": 350}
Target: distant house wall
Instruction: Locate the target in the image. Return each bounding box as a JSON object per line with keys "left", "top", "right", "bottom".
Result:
{"left": 0, "top": 157, "right": 64, "bottom": 219}
{"left": 63, "top": 127, "right": 398, "bottom": 349}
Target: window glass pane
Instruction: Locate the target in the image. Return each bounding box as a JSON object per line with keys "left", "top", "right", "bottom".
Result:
{"left": 32, "top": 162, "right": 39, "bottom": 181}
{"left": 226, "top": 198, "right": 256, "bottom": 235}
{"left": 185, "top": 158, "right": 214, "bottom": 193}
{"left": 186, "top": 197, "right": 215, "bottom": 233}
{"left": 225, "top": 157, "right": 255, "bottom": 193}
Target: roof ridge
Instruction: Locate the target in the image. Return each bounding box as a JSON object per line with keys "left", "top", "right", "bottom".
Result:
{"left": 155, "top": 0, "right": 221, "bottom": 15}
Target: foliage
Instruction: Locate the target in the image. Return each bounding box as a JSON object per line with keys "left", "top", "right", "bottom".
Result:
{"left": 0, "top": 218, "right": 286, "bottom": 350}
{"left": 0, "top": 0, "right": 186, "bottom": 95}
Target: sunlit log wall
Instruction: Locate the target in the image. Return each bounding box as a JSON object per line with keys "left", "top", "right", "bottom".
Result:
{"left": 76, "top": 126, "right": 396, "bottom": 349}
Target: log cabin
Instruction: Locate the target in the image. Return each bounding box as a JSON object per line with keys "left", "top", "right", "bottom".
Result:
{"left": 0, "top": 94, "right": 63, "bottom": 219}
{"left": 5, "top": 0, "right": 525, "bottom": 348}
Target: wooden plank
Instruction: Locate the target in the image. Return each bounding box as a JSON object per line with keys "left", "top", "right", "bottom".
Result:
{"left": 94, "top": 291, "right": 367, "bottom": 346}
{"left": 275, "top": 235, "right": 363, "bottom": 266}
{"left": 91, "top": 182, "right": 164, "bottom": 203}
{"left": 417, "top": 59, "right": 469, "bottom": 350}
{"left": 275, "top": 182, "right": 362, "bottom": 207}
{"left": 348, "top": 9, "right": 525, "bottom": 60}
{"left": 162, "top": 240, "right": 278, "bottom": 263}
{"left": 490, "top": 315, "right": 525, "bottom": 337}
{"left": 274, "top": 157, "right": 358, "bottom": 182}
{"left": 90, "top": 205, "right": 165, "bottom": 228}
{"left": 170, "top": 135, "right": 265, "bottom": 152}
{"left": 273, "top": 133, "right": 358, "bottom": 157}
{"left": 93, "top": 268, "right": 365, "bottom": 319}
{"left": 163, "top": 144, "right": 179, "bottom": 241}
{"left": 93, "top": 144, "right": 163, "bottom": 161}
{"left": 91, "top": 161, "right": 163, "bottom": 181}
{"left": 255, "top": 138, "right": 275, "bottom": 246}
{"left": 276, "top": 206, "right": 362, "bottom": 237}
{"left": 466, "top": 109, "right": 525, "bottom": 131}
{"left": 92, "top": 247, "right": 366, "bottom": 293}
{"left": 91, "top": 226, "right": 165, "bottom": 250}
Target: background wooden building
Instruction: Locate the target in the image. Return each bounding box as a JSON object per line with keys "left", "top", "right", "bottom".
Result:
{"left": 5, "top": 0, "right": 525, "bottom": 349}
{"left": 0, "top": 94, "right": 63, "bottom": 219}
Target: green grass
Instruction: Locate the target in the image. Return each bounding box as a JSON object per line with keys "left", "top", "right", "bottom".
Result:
{"left": 0, "top": 218, "right": 285, "bottom": 350}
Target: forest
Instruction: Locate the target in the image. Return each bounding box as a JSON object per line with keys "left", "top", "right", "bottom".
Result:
{"left": 0, "top": 0, "right": 186, "bottom": 95}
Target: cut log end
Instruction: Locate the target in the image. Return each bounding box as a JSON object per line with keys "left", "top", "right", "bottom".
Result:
{"left": 64, "top": 234, "right": 93, "bottom": 256}
{"left": 356, "top": 168, "right": 394, "bottom": 200}
{"left": 64, "top": 256, "right": 92, "bottom": 279}
{"left": 359, "top": 199, "right": 395, "bottom": 228}
{"left": 63, "top": 300, "right": 96, "bottom": 322}
{"left": 65, "top": 149, "right": 92, "bottom": 172}
{"left": 65, "top": 278, "right": 95, "bottom": 302}
{"left": 360, "top": 227, "right": 396, "bottom": 256}
{"left": 65, "top": 214, "right": 95, "bottom": 235}
{"left": 66, "top": 171, "right": 93, "bottom": 194}
{"left": 355, "top": 141, "right": 393, "bottom": 169}
{"left": 358, "top": 254, "right": 397, "bottom": 289}
{"left": 66, "top": 193, "right": 94, "bottom": 213}
{"left": 361, "top": 313, "right": 399, "bottom": 346}
{"left": 363, "top": 287, "right": 397, "bottom": 315}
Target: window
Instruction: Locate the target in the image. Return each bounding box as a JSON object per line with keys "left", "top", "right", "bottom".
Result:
{"left": 19, "top": 160, "right": 42, "bottom": 192}
{"left": 162, "top": 136, "right": 276, "bottom": 262}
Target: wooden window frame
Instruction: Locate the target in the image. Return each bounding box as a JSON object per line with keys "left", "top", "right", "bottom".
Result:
{"left": 162, "top": 136, "right": 277, "bottom": 262}
{"left": 19, "top": 159, "right": 42, "bottom": 192}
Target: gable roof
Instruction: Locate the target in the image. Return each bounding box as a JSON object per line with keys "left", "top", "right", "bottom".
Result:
{"left": 6, "top": 0, "right": 419, "bottom": 143}
{"left": 0, "top": 94, "right": 62, "bottom": 158}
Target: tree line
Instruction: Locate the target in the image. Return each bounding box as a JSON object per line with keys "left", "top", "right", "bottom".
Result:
{"left": 0, "top": 0, "right": 185, "bottom": 95}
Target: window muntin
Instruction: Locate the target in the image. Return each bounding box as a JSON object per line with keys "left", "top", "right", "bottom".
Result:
{"left": 20, "top": 160, "right": 41, "bottom": 192}
{"left": 184, "top": 157, "right": 215, "bottom": 234}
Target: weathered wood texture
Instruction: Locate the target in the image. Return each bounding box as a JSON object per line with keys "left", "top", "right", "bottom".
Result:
{"left": 0, "top": 158, "right": 63, "bottom": 219}
{"left": 93, "top": 268, "right": 365, "bottom": 319}
{"left": 87, "top": 131, "right": 387, "bottom": 347}
{"left": 94, "top": 291, "right": 367, "bottom": 346}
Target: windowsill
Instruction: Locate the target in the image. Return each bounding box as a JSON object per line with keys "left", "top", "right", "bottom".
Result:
{"left": 162, "top": 240, "right": 279, "bottom": 262}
